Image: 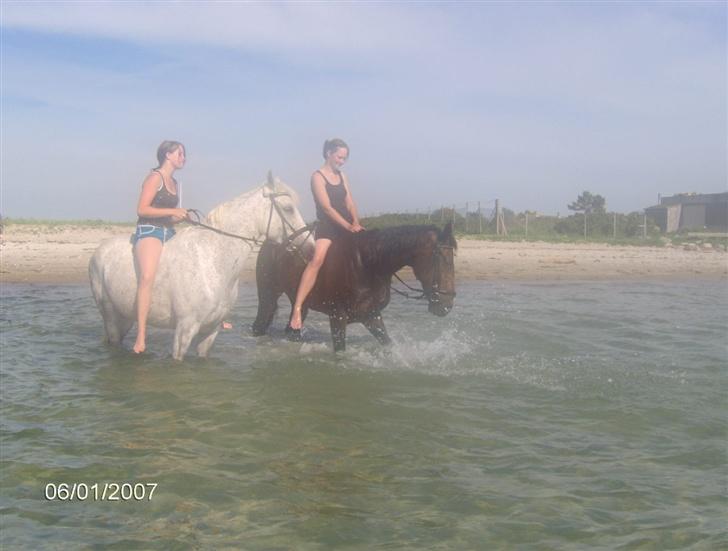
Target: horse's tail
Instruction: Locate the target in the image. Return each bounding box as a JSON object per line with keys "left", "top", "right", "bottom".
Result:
{"left": 88, "top": 240, "right": 135, "bottom": 345}
{"left": 88, "top": 246, "right": 105, "bottom": 307}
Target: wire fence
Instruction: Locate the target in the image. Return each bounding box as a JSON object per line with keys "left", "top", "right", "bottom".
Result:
{"left": 360, "top": 200, "right": 660, "bottom": 239}
{"left": 361, "top": 200, "right": 499, "bottom": 234}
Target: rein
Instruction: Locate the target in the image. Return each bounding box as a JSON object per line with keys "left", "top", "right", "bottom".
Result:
{"left": 185, "top": 192, "right": 300, "bottom": 246}
{"left": 391, "top": 273, "right": 428, "bottom": 300}
{"left": 282, "top": 223, "right": 316, "bottom": 248}
{"left": 186, "top": 209, "right": 262, "bottom": 245}
{"left": 391, "top": 243, "right": 456, "bottom": 302}
{"left": 281, "top": 223, "right": 317, "bottom": 264}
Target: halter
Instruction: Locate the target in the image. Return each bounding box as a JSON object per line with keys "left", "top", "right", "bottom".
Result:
{"left": 391, "top": 242, "right": 456, "bottom": 305}
{"left": 186, "top": 191, "right": 299, "bottom": 246}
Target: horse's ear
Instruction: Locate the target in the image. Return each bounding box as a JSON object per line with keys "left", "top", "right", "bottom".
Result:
{"left": 443, "top": 222, "right": 453, "bottom": 239}
{"left": 262, "top": 170, "right": 276, "bottom": 196}
{"left": 442, "top": 221, "right": 456, "bottom": 247}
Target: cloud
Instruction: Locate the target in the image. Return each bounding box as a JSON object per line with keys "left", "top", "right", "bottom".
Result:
{"left": 1, "top": 2, "right": 452, "bottom": 62}
{"left": 1, "top": 2, "right": 725, "bottom": 219}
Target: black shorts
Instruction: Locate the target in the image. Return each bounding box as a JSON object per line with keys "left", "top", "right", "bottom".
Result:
{"left": 314, "top": 218, "right": 348, "bottom": 241}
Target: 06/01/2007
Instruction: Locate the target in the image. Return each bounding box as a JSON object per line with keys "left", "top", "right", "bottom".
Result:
{"left": 44, "top": 482, "right": 158, "bottom": 501}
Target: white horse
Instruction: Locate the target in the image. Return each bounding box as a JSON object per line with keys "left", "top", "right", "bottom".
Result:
{"left": 89, "top": 173, "right": 310, "bottom": 360}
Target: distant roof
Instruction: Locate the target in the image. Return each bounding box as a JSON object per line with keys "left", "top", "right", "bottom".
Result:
{"left": 654, "top": 191, "right": 728, "bottom": 207}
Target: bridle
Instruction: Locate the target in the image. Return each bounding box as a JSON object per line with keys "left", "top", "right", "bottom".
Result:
{"left": 429, "top": 243, "right": 457, "bottom": 306}
{"left": 280, "top": 223, "right": 316, "bottom": 264}
{"left": 391, "top": 241, "right": 456, "bottom": 305}
{"left": 187, "top": 191, "right": 301, "bottom": 246}
{"left": 264, "top": 192, "right": 303, "bottom": 243}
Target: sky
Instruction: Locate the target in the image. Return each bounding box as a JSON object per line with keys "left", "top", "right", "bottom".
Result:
{"left": 1, "top": 1, "right": 726, "bottom": 222}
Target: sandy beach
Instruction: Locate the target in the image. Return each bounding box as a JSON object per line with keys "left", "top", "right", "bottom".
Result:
{"left": 1, "top": 223, "right": 726, "bottom": 285}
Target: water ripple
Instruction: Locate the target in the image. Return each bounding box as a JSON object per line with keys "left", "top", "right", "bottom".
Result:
{"left": 1, "top": 281, "right": 725, "bottom": 549}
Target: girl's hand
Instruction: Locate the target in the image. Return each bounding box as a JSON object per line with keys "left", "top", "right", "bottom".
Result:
{"left": 170, "top": 208, "right": 189, "bottom": 223}
{"left": 349, "top": 223, "right": 365, "bottom": 233}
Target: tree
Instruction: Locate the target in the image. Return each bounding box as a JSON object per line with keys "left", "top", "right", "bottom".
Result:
{"left": 568, "top": 191, "right": 606, "bottom": 214}
{"left": 567, "top": 191, "right": 606, "bottom": 238}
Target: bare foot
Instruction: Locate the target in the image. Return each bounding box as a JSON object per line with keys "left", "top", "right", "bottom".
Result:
{"left": 221, "top": 321, "right": 232, "bottom": 330}
{"left": 289, "top": 307, "right": 303, "bottom": 330}
{"left": 132, "top": 340, "right": 146, "bottom": 354}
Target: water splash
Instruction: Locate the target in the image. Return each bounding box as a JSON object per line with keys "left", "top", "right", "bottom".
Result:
{"left": 341, "top": 327, "right": 479, "bottom": 375}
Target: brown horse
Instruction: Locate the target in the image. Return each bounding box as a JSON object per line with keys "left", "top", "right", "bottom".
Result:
{"left": 252, "top": 223, "right": 457, "bottom": 351}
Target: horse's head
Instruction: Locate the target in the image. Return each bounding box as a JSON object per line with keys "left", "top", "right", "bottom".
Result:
{"left": 259, "top": 171, "right": 310, "bottom": 248}
{"left": 411, "top": 222, "right": 457, "bottom": 316}
{"left": 204, "top": 173, "right": 310, "bottom": 250}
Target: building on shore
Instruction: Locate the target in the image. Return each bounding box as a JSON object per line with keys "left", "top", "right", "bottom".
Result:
{"left": 645, "top": 192, "right": 728, "bottom": 233}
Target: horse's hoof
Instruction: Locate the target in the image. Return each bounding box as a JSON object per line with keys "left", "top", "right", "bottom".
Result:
{"left": 285, "top": 326, "right": 302, "bottom": 342}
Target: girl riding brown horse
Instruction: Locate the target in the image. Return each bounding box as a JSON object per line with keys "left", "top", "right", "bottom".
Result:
{"left": 254, "top": 223, "right": 457, "bottom": 351}
{"left": 289, "top": 138, "right": 364, "bottom": 331}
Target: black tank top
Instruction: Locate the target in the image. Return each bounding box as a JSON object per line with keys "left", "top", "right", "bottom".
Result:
{"left": 314, "top": 170, "right": 352, "bottom": 225}
{"left": 137, "top": 170, "right": 179, "bottom": 226}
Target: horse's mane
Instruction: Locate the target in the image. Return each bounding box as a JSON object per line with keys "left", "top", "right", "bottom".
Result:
{"left": 205, "top": 179, "right": 299, "bottom": 228}
{"left": 350, "top": 224, "right": 457, "bottom": 270}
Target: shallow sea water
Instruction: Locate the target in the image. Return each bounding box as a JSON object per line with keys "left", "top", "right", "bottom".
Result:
{"left": 1, "top": 280, "right": 726, "bottom": 550}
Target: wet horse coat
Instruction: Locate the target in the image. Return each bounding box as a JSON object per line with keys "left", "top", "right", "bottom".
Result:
{"left": 253, "top": 223, "right": 456, "bottom": 351}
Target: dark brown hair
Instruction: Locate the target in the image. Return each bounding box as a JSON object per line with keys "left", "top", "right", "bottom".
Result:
{"left": 323, "top": 138, "right": 349, "bottom": 160}
{"left": 156, "top": 140, "right": 185, "bottom": 168}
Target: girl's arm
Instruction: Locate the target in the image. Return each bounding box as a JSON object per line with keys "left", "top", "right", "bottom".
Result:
{"left": 342, "top": 174, "right": 364, "bottom": 231}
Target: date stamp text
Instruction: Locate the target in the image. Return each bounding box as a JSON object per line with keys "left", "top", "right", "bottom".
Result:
{"left": 44, "top": 482, "right": 158, "bottom": 501}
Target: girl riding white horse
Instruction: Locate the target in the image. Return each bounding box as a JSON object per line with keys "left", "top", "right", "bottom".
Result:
{"left": 89, "top": 173, "right": 309, "bottom": 360}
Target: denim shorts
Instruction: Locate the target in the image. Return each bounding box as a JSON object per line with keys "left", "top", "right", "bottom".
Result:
{"left": 132, "top": 224, "right": 176, "bottom": 245}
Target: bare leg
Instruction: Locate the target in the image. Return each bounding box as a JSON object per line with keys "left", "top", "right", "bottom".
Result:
{"left": 133, "top": 237, "right": 163, "bottom": 354}
{"left": 289, "top": 238, "right": 331, "bottom": 330}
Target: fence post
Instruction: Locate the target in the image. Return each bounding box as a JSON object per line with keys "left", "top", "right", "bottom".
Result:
{"left": 452, "top": 204, "right": 456, "bottom": 228}
{"left": 465, "top": 202, "right": 469, "bottom": 233}
{"left": 427, "top": 206, "right": 431, "bottom": 223}
{"left": 495, "top": 199, "right": 500, "bottom": 235}
{"left": 613, "top": 212, "right": 617, "bottom": 239}
{"left": 583, "top": 212, "right": 587, "bottom": 239}
{"left": 440, "top": 205, "right": 444, "bottom": 224}
{"left": 643, "top": 213, "right": 647, "bottom": 238}
{"left": 525, "top": 212, "right": 529, "bottom": 238}
{"left": 478, "top": 201, "right": 482, "bottom": 233}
